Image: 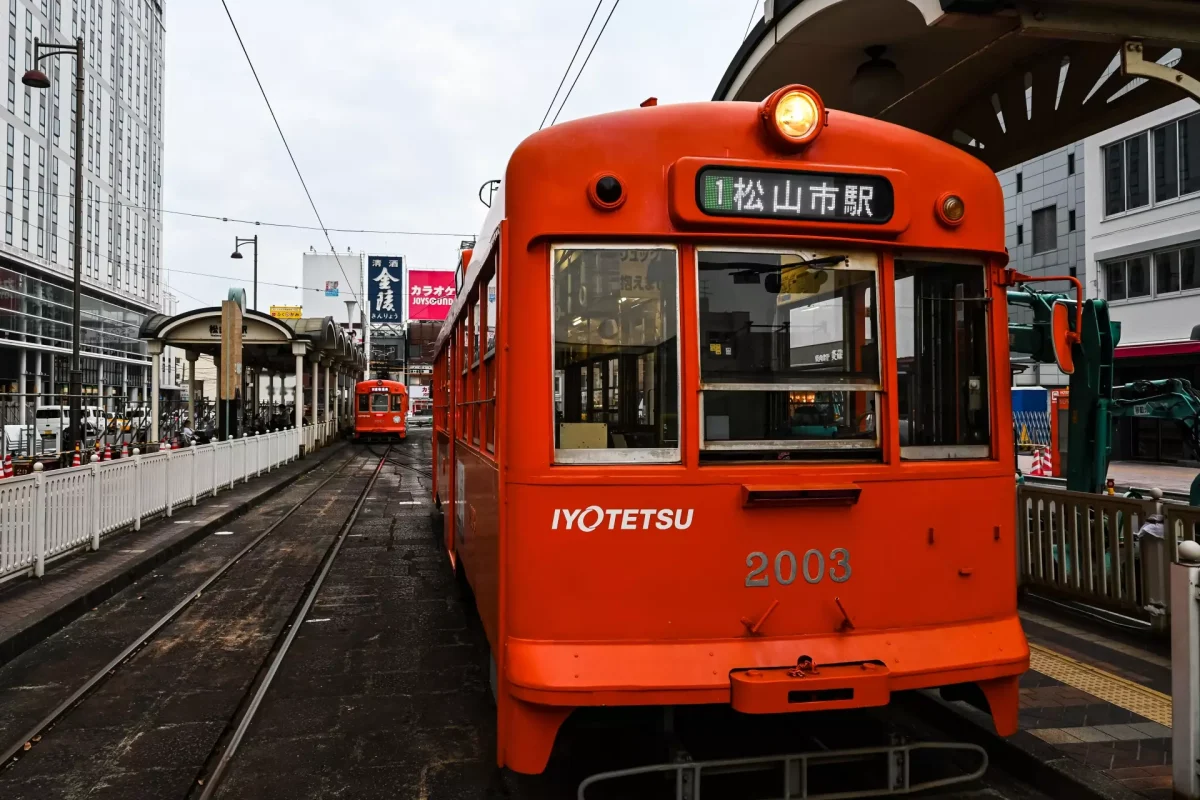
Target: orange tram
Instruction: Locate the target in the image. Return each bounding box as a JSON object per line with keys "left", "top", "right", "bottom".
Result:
{"left": 352, "top": 378, "right": 408, "bottom": 440}
{"left": 430, "top": 85, "right": 1028, "bottom": 775}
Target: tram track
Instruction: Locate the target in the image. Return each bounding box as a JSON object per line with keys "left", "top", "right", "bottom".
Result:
{"left": 0, "top": 447, "right": 391, "bottom": 799}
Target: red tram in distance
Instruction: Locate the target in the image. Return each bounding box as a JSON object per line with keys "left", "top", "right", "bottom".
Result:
{"left": 430, "top": 85, "right": 1028, "bottom": 775}
{"left": 353, "top": 378, "right": 408, "bottom": 440}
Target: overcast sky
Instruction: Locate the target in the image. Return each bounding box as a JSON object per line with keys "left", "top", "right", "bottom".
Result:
{"left": 162, "top": 1, "right": 759, "bottom": 313}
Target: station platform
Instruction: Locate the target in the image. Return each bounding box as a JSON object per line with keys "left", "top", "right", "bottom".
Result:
{"left": 0, "top": 439, "right": 348, "bottom": 665}
{"left": 925, "top": 599, "right": 1176, "bottom": 800}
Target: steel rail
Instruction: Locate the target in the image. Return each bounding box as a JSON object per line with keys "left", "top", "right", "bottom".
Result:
{"left": 0, "top": 448, "right": 364, "bottom": 771}
{"left": 196, "top": 448, "right": 390, "bottom": 799}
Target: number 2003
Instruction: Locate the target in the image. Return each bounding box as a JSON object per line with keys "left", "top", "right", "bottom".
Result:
{"left": 745, "top": 549, "right": 851, "bottom": 587}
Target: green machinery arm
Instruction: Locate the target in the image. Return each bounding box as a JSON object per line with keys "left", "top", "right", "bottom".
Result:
{"left": 1009, "top": 285, "right": 1200, "bottom": 503}
{"left": 1007, "top": 285, "right": 1119, "bottom": 495}
{"left": 1112, "top": 379, "right": 1200, "bottom": 505}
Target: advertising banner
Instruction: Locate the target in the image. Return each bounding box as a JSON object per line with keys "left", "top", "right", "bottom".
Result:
{"left": 269, "top": 305, "right": 302, "bottom": 320}
{"left": 407, "top": 269, "right": 456, "bottom": 321}
{"left": 367, "top": 255, "right": 404, "bottom": 323}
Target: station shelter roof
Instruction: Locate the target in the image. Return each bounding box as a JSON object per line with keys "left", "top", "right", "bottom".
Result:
{"left": 138, "top": 308, "right": 365, "bottom": 374}
{"left": 715, "top": 0, "right": 1200, "bottom": 171}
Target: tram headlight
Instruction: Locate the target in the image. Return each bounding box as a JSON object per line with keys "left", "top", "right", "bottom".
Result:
{"left": 761, "top": 85, "right": 826, "bottom": 149}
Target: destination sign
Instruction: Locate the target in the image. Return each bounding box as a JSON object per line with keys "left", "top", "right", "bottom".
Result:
{"left": 698, "top": 167, "right": 894, "bottom": 224}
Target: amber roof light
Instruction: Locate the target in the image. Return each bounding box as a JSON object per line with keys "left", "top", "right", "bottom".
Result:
{"left": 760, "top": 85, "right": 826, "bottom": 149}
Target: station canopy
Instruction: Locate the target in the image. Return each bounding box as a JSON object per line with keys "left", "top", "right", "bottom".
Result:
{"left": 715, "top": 0, "right": 1200, "bottom": 171}
{"left": 138, "top": 308, "right": 366, "bottom": 374}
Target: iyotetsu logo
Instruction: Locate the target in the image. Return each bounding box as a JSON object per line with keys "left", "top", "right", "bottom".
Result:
{"left": 552, "top": 507, "right": 694, "bottom": 532}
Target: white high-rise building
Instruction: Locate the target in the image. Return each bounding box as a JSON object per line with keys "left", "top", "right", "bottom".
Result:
{"left": 0, "top": 0, "right": 164, "bottom": 416}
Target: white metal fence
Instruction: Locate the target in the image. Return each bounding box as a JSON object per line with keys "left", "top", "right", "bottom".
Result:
{"left": 1018, "top": 483, "right": 1200, "bottom": 629}
{"left": 0, "top": 422, "right": 337, "bottom": 586}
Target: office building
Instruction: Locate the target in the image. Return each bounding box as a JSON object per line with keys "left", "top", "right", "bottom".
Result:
{"left": 0, "top": 0, "right": 164, "bottom": 420}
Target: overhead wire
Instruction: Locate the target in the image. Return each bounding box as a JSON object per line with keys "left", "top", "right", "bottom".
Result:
{"left": 538, "top": 0, "right": 604, "bottom": 131}
{"left": 217, "top": 0, "right": 358, "bottom": 303}
{"left": 743, "top": 0, "right": 761, "bottom": 40}
{"left": 549, "top": 0, "right": 622, "bottom": 127}
{"left": 34, "top": 191, "right": 472, "bottom": 236}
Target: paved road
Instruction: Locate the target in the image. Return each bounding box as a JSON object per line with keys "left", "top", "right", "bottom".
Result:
{"left": 0, "top": 434, "right": 1056, "bottom": 799}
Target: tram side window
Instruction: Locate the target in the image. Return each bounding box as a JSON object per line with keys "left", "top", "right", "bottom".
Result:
{"left": 894, "top": 260, "right": 991, "bottom": 460}
{"left": 358, "top": 394, "right": 369, "bottom": 413}
{"left": 552, "top": 246, "right": 679, "bottom": 463}
{"left": 391, "top": 393, "right": 405, "bottom": 412}
{"left": 697, "top": 249, "right": 880, "bottom": 462}
{"left": 483, "top": 262, "right": 498, "bottom": 452}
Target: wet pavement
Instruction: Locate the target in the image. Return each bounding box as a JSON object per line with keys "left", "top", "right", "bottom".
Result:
{"left": 0, "top": 434, "right": 1065, "bottom": 800}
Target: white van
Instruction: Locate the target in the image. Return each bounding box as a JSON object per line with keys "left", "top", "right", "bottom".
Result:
{"left": 33, "top": 405, "right": 109, "bottom": 449}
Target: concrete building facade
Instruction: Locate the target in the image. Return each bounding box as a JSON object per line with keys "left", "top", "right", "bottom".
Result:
{"left": 998, "top": 141, "right": 1087, "bottom": 388}
{"left": 0, "top": 0, "right": 164, "bottom": 421}
{"left": 1084, "top": 97, "right": 1200, "bottom": 464}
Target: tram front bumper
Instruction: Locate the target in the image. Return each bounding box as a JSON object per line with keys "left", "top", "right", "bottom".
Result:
{"left": 504, "top": 614, "right": 1028, "bottom": 710}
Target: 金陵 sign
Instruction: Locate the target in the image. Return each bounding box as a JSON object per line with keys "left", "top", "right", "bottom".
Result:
{"left": 269, "top": 305, "right": 302, "bottom": 320}
{"left": 367, "top": 256, "right": 404, "bottom": 323}
{"left": 407, "top": 269, "right": 456, "bottom": 322}
{"left": 697, "top": 167, "right": 894, "bottom": 224}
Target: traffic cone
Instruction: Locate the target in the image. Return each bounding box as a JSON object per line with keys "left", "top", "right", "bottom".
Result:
{"left": 103, "top": 444, "right": 112, "bottom": 462}
{"left": 71, "top": 448, "right": 81, "bottom": 467}
{"left": 1032, "top": 447, "right": 1049, "bottom": 477}
{"left": 121, "top": 442, "right": 129, "bottom": 459}
{"left": 1, "top": 454, "right": 11, "bottom": 480}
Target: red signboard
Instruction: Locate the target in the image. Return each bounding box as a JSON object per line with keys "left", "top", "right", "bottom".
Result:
{"left": 407, "top": 269, "right": 456, "bottom": 321}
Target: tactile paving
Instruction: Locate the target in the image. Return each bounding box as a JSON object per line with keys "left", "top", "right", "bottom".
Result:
{"left": 1029, "top": 643, "right": 1172, "bottom": 728}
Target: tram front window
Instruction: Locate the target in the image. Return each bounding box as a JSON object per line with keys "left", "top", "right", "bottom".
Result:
{"left": 697, "top": 249, "right": 880, "bottom": 461}
{"left": 371, "top": 393, "right": 389, "bottom": 412}
{"left": 552, "top": 246, "right": 679, "bottom": 463}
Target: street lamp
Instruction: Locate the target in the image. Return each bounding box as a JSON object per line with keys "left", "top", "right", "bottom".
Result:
{"left": 230, "top": 235, "right": 258, "bottom": 310}
{"left": 25, "top": 36, "right": 84, "bottom": 449}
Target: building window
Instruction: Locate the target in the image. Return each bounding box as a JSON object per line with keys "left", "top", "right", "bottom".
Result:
{"left": 1156, "top": 250, "right": 1181, "bottom": 294}
{"left": 1103, "top": 132, "right": 1156, "bottom": 216}
{"left": 1068, "top": 209, "right": 1076, "bottom": 232}
{"left": 1015, "top": 172, "right": 1022, "bottom": 193}
{"left": 1154, "top": 122, "right": 1179, "bottom": 202}
{"left": 1106, "top": 243, "right": 1200, "bottom": 303}
{"left": 1182, "top": 114, "right": 1200, "bottom": 196}
{"left": 1105, "top": 257, "right": 1151, "bottom": 301}
{"left": 1016, "top": 224, "right": 1024, "bottom": 245}
{"left": 1068, "top": 152, "right": 1075, "bottom": 175}
{"left": 1032, "top": 206, "right": 1056, "bottom": 254}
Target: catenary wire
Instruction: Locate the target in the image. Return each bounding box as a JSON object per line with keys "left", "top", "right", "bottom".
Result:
{"left": 743, "top": 0, "right": 761, "bottom": 39}
{"left": 218, "top": 0, "right": 358, "bottom": 303}
{"left": 539, "top": 0, "right": 604, "bottom": 131}
{"left": 550, "top": 0, "right": 622, "bottom": 127}
{"left": 33, "top": 192, "right": 472, "bottom": 236}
